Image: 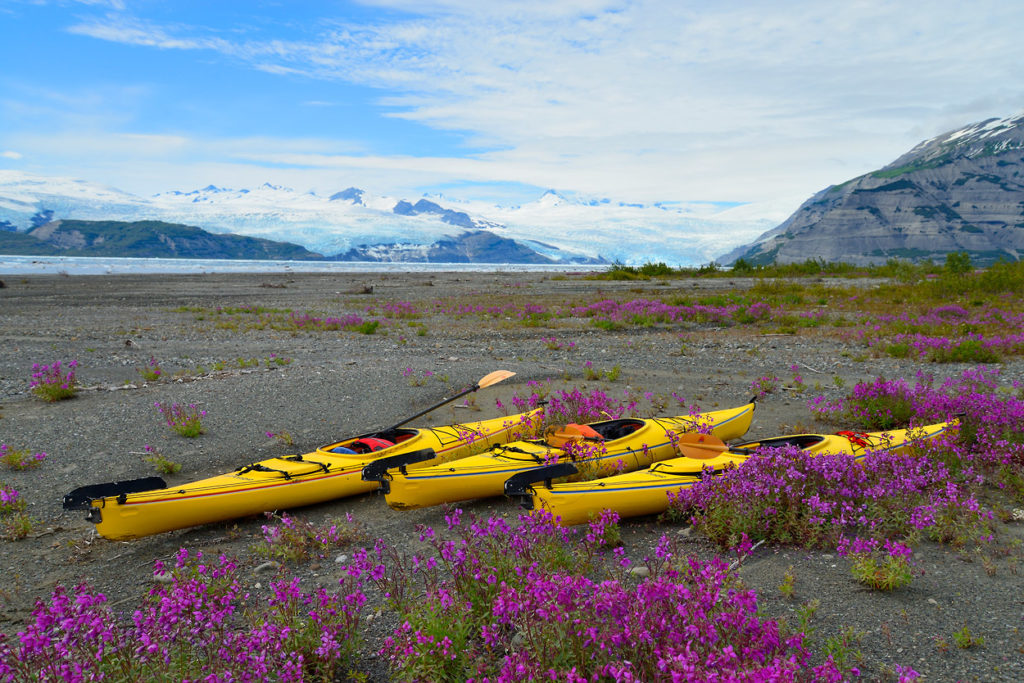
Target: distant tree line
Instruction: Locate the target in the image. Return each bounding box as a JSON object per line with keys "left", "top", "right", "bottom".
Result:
{"left": 593, "top": 252, "right": 1018, "bottom": 285}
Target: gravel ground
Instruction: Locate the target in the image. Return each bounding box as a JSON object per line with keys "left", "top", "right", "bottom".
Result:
{"left": 0, "top": 272, "right": 1022, "bottom": 681}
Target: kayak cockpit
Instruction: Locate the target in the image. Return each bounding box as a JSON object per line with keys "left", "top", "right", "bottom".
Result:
{"left": 324, "top": 428, "right": 419, "bottom": 454}
{"left": 591, "top": 419, "right": 645, "bottom": 441}
{"left": 543, "top": 418, "right": 644, "bottom": 447}
{"left": 732, "top": 434, "right": 827, "bottom": 453}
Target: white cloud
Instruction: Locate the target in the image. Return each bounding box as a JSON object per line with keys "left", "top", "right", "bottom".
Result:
{"left": 1, "top": 150, "right": 23, "bottom": 159}
{"left": 67, "top": 15, "right": 231, "bottom": 51}
{"left": 29, "top": 1, "right": 1024, "bottom": 209}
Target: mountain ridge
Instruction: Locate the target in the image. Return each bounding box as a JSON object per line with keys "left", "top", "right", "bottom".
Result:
{"left": 0, "top": 218, "right": 575, "bottom": 264}
{"left": 0, "top": 219, "right": 325, "bottom": 260}
{"left": 723, "top": 112, "right": 1024, "bottom": 266}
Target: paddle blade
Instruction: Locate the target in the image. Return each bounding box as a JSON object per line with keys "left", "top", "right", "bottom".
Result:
{"left": 544, "top": 424, "right": 583, "bottom": 448}
{"left": 477, "top": 370, "right": 515, "bottom": 389}
{"left": 675, "top": 432, "right": 728, "bottom": 460}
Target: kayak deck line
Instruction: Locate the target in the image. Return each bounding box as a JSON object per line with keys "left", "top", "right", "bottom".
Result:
{"left": 518, "top": 420, "right": 957, "bottom": 526}
{"left": 377, "top": 402, "right": 756, "bottom": 510}
{"left": 65, "top": 407, "right": 544, "bottom": 540}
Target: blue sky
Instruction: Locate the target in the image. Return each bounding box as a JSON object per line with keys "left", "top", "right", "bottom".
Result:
{"left": 2, "top": 0, "right": 1023, "bottom": 215}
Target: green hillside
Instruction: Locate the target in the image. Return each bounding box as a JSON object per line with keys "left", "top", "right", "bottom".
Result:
{"left": 0, "top": 220, "right": 324, "bottom": 260}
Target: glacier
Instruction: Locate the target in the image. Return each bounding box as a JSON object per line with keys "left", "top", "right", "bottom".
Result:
{"left": 0, "top": 171, "right": 788, "bottom": 265}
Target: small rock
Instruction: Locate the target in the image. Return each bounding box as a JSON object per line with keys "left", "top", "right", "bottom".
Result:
{"left": 628, "top": 566, "right": 650, "bottom": 578}
{"left": 153, "top": 570, "right": 173, "bottom": 584}
{"left": 254, "top": 561, "right": 281, "bottom": 574}
{"left": 335, "top": 553, "right": 349, "bottom": 564}
{"left": 927, "top": 598, "right": 939, "bottom": 605}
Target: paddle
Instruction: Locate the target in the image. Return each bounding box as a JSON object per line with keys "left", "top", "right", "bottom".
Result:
{"left": 543, "top": 424, "right": 581, "bottom": 448}
{"left": 674, "top": 431, "right": 730, "bottom": 459}
{"left": 387, "top": 370, "right": 516, "bottom": 430}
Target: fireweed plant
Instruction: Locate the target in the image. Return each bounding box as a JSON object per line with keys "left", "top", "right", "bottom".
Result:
{"left": 168, "top": 259, "right": 1023, "bottom": 363}
{"left": 29, "top": 360, "right": 78, "bottom": 402}
{"left": 179, "top": 304, "right": 388, "bottom": 335}
{"left": 254, "top": 512, "right": 367, "bottom": 563}
{"left": 265, "top": 430, "right": 295, "bottom": 446}
{"left": 0, "top": 483, "right": 22, "bottom": 514}
{"left": 809, "top": 367, "right": 1024, "bottom": 474}
{"left": 0, "top": 482, "right": 32, "bottom": 541}
{"left": 669, "top": 366, "right": 1021, "bottom": 589}
{"left": 668, "top": 443, "right": 994, "bottom": 551}
{"left": 154, "top": 401, "right": 207, "bottom": 437}
{"left": 403, "top": 366, "right": 434, "bottom": 386}
{"left": 0, "top": 511, "right": 854, "bottom": 680}
{"left": 140, "top": 445, "right": 181, "bottom": 475}
{"left": 837, "top": 537, "right": 915, "bottom": 591}
{"left": 750, "top": 374, "right": 781, "bottom": 399}
{"left": 504, "top": 385, "right": 641, "bottom": 429}
{"left": 0, "top": 549, "right": 367, "bottom": 681}
{"left": 137, "top": 356, "right": 164, "bottom": 382}
{"left": 0, "top": 444, "right": 46, "bottom": 471}
{"left": 499, "top": 386, "right": 712, "bottom": 484}
{"left": 3, "top": 492, "right": 925, "bottom": 679}
{"left": 350, "top": 509, "right": 846, "bottom": 682}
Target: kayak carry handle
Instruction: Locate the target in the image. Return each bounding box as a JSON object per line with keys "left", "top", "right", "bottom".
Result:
{"left": 361, "top": 448, "right": 436, "bottom": 491}
{"left": 63, "top": 476, "right": 167, "bottom": 510}
{"left": 503, "top": 462, "right": 579, "bottom": 509}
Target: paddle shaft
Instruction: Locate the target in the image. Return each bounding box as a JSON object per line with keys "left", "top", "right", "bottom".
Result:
{"left": 679, "top": 442, "right": 730, "bottom": 453}
{"left": 676, "top": 440, "right": 757, "bottom": 459}
{"left": 387, "top": 370, "right": 514, "bottom": 430}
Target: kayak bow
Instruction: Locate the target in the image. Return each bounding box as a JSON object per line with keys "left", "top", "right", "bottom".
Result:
{"left": 64, "top": 407, "right": 544, "bottom": 540}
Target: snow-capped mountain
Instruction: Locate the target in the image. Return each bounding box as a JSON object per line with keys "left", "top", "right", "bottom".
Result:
{"left": 0, "top": 170, "right": 783, "bottom": 265}
{"left": 724, "top": 111, "right": 1024, "bottom": 266}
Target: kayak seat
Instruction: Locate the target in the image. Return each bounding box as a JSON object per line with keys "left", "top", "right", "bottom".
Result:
{"left": 592, "top": 419, "right": 644, "bottom": 441}
{"left": 566, "top": 423, "right": 602, "bottom": 440}
{"left": 349, "top": 437, "right": 394, "bottom": 453}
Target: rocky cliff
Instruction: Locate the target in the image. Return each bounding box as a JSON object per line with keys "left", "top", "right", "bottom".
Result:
{"left": 723, "top": 113, "right": 1024, "bottom": 266}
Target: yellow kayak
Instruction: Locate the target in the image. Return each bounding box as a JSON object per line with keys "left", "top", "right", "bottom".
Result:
{"left": 508, "top": 421, "right": 957, "bottom": 526}
{"left": 370, "top": 402, "right": 755, "bottom": 510}
{"left": 64, "top": 408, "right": 543, "bottom": 540}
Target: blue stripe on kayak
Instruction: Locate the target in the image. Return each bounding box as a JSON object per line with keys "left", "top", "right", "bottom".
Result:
{"left": 546, "top": 479, "right": 700, "bottom": 497}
